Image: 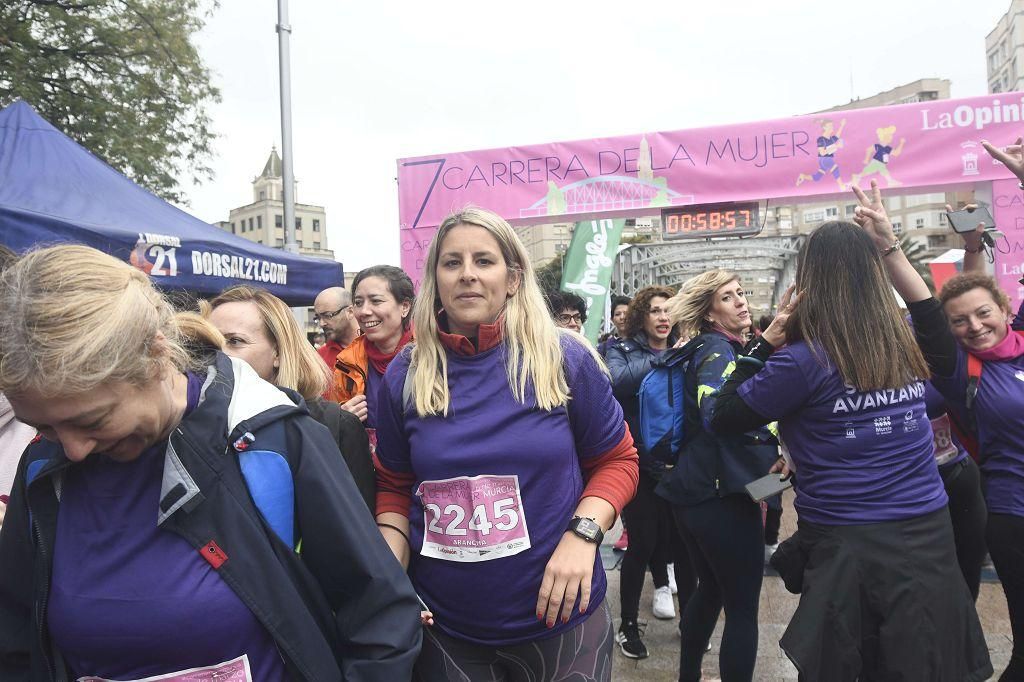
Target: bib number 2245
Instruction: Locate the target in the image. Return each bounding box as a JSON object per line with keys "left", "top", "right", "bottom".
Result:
{"left": 416, "top": 474, "right": 531, "bottom": 562}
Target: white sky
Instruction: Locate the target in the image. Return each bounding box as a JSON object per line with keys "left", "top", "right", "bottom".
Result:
{"left": 177, "top": 0, "right": 1010, "bottom": 272}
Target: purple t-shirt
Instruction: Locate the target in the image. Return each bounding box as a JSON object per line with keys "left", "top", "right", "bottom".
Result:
{"left": 737, "top": 341, "right": 947, "bottom": 525}
{"left": 930, "top": 348, "right": 1024, "bottom": 516}
{"left": 365, "top": 361, "right": 383, "bottom": 430}
{"left": 376, "top": 337, "right": 625, "bottom": 646}
{"left": 48, "top": 373, "right": 287, "bottom": 680}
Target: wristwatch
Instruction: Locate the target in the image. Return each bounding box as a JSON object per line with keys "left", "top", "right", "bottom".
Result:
{"left": 566, "top": 516, "right": 604, "bottom": 544}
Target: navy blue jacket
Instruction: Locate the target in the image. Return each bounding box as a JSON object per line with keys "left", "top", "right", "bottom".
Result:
{"left": 0, "top": 352, "right": 422, "bottom": 681}
{"left": 605, "top": 331, "right": 676, "bottom": 472}
{"left": 656, "top": 331, "right": 779, "bottom": 505}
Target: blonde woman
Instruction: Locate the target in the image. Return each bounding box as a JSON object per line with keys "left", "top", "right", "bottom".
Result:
{"left": 373, "top": 207, "right": 639, "bottom": 680}
{"left": 655, "top": 270, "right": 778, "bottom": 682}
{"left": 0, "top": 245, "right": 421, "bottom": 680}
{"left": 207, "top": 285, "right": 375, "bottom": 512}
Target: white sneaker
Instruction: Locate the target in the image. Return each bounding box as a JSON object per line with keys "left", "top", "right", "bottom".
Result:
{"left": 652, "top": 586, "right": 675, "bottom": 620}
{"left": 667, "top": 563, "right": 677, "bottom": 595}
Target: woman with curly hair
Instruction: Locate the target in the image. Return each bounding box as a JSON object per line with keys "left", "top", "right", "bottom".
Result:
{"left": 605, "top": 286, "right": 695, "bottom": 659}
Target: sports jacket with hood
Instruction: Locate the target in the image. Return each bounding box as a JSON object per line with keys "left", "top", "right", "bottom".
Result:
{"left": 605, "top": 330, "right": 679, "bottom": 472}
{"left": 0, "top": 352, "right": 422, "bottom": 681}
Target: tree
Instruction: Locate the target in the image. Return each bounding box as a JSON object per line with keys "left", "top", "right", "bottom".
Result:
{"left": 0, "top": 0, "right": 220, "bottom": 203}
{"left": 899, "top": 232, "right": 935, "bottom": 292}
{"left": 535, "top": 257, "right": 562, "bottom": 293}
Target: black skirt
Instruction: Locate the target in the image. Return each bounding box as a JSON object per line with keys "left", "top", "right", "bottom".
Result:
{"left": 780, "top": 508, "right": 992, "bottom": 682}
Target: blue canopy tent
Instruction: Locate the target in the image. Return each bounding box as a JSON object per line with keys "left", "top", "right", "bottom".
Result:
{"left": 0, "top": 101, "right": 343, "bottom": 305}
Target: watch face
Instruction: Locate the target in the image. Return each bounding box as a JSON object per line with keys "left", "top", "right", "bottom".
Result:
{"left": 576, "top": 518, "right": 599, "bottom": 538}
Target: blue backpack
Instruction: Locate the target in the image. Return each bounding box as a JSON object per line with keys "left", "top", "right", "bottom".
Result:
{"left": 637, "top": 339, "right": 703, "bottom": 466}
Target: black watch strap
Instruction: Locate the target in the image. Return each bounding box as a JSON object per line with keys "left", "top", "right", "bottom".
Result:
{"left": 566, "top": 516, "right": 604, "bottom": 544}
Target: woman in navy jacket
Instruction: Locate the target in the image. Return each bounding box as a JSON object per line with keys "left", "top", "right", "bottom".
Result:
{"left": 655, "top": 270, "right": 779, "bottom": 682}
{"left": 0, "top": 245, "right": 421, "bottom": 681}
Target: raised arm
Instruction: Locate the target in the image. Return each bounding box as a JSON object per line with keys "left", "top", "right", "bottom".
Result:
{"left": 853, "top": 180, "right": 931, "bottom": 303}
{"left": 853, "top": 180, "right": 958, "bottom": 376}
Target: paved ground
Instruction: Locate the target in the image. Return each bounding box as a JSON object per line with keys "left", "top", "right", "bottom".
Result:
{"left": 604, "top": 490, "right": 1013, "bottom": 681}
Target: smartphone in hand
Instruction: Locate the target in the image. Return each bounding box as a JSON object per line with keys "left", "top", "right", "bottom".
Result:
{"left": 946, "top": 206, "right": 995, "bottom": 234}
{"left": 745, "top": 472, "right": 793, "bottom": 503}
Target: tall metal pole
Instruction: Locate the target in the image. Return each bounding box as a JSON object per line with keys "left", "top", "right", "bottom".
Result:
{"left": 277, "top": 0, "right": 298, "bottom": 254}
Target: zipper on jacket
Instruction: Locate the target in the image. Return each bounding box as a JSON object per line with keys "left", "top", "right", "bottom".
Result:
{"left": 32, "top": 516, "right": 58, "bottom": 682}
{"left": 350, "top": 362, "right": 368, "bottom": 389}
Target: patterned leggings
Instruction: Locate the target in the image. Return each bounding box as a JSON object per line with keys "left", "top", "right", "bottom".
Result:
{"left": 413, "top": 600, "right": 613, "bottom": 682}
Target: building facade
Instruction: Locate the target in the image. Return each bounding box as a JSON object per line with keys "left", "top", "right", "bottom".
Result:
{"left": 219, "top": 147, "right": 333, "bottom": 259}
{"left": 216, "top": 148, "right": 341, "bottom": 333}
{"left": 519, "top": 218, "right": 652, "bottom": 270}
{"left": 988, "top": 0, "right": 1024, "bottom": 94}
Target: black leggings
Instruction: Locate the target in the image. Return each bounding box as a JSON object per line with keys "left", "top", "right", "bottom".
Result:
{"left": 673, "top": 495, "right": 764, "bottom": 682}
{"left": 941, "top": 457, "right": 987, "bottom": 601}
{"left": 413, "top": 600, "right": 614, "bottom": 681}
{"left": 987, "top": 513, "right": 1024, "bottom": 681}
{"left": 620, "top": 471, "right": 695, "bottom": 622}
{"left": 764, "top": 505, "right": 782, "bottom": 546}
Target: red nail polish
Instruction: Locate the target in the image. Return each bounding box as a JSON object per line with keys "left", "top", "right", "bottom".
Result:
{"left": 546, "top": 621, "right": 553, "bottom": 629}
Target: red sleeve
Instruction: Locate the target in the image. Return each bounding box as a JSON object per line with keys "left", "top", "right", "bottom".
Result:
{"left": 579, "top": 426, "right": 639, "bottom": 515}
{"left": 374, "top": 454, "right": 416, "bottom": 517}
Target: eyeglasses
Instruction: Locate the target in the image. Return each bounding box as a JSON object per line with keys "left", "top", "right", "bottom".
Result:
{"left": 313, "top": 305, "right": 350, "bottom": 323}
{"left": 557, "top": 313, "right": 584, "bottom": 325}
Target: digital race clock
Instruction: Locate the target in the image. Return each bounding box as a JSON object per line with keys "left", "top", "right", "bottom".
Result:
{"left": 661, "top": 202, "right": 762, "bottom": 240}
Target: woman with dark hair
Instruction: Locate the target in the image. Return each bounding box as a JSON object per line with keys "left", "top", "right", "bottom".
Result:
{"left": 655, "top": 271, "right": 778, "bottom": 682}
{"left": 598, "top": 295, "right": 632, "bottom": 356}
{"left": 545, "top": 289, "right": 588, "bottom": 334}
{"left": 709, "top": 200, "right": 990, "bottom": 680}
{"left": 331, "top": 265, "right": 415, "bottom": 441}
{"left": 605, "top": 287, "right": 694, "bottom": 658}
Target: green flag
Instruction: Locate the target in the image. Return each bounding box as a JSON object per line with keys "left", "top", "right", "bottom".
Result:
{"left": 559, "top": 218, "right": 626, "bottom": 344}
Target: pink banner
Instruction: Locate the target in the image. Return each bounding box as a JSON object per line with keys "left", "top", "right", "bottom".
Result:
{"left": 991, "top": 178, "right": 1024, "bottom": 314}
{"left": 399, "top": 93, "right": 1024, "bottom": 284}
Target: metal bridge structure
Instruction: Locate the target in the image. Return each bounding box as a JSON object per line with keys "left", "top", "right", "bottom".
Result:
{"left": 612, "top": 235, "right": 806, "bottom": 310}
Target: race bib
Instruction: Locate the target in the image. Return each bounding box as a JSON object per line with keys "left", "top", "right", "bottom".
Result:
{"left": 416, "top": 474, "right": 531, "bottom": 562}
{"left": 78, "top": 655, "right": 252, "bottom": 682}
{"left": 931, "top": 414, "right": 960, "bottom": 466}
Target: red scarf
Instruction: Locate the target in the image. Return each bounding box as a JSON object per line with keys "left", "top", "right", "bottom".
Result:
{"left": 436, "top": 312, "right": 504, "bottom": 356}
{"left": 970, "top": 324, "right": 1024, "bottom": 362}
{"left": 365, "top": 327, "right": 415, "bottom": 375}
